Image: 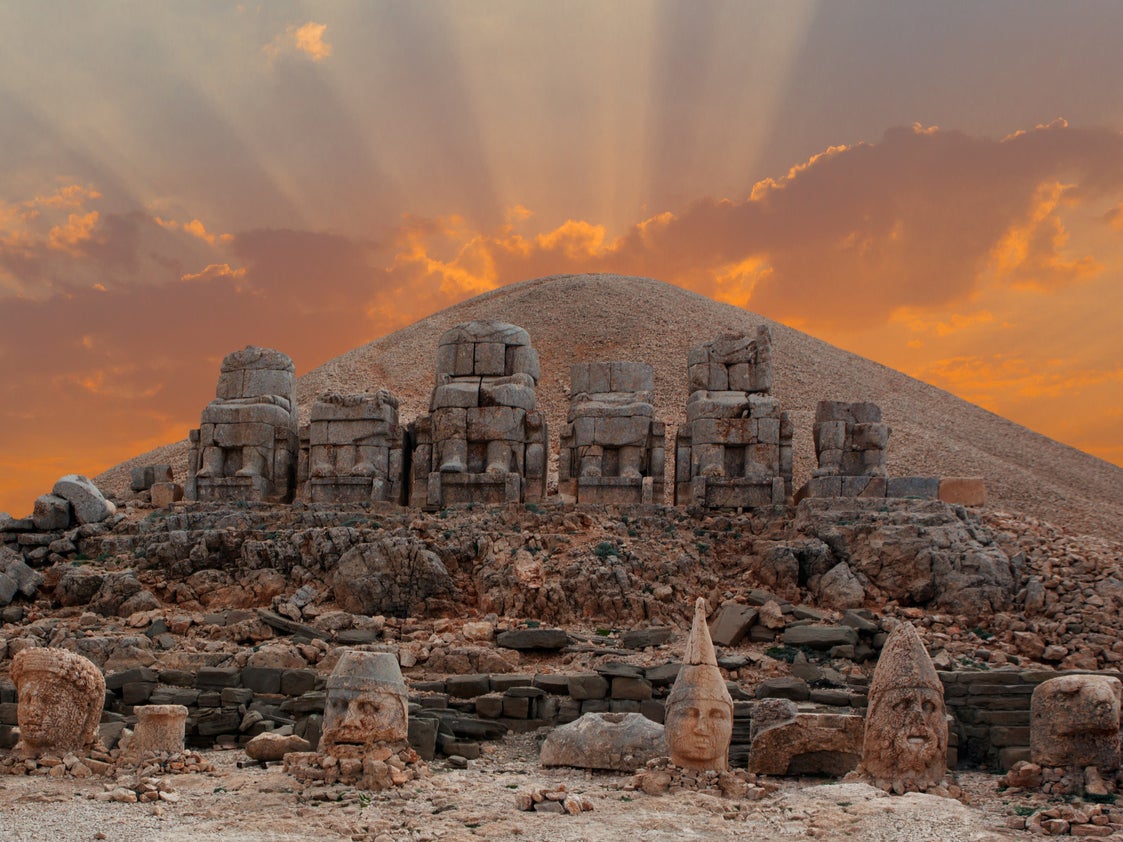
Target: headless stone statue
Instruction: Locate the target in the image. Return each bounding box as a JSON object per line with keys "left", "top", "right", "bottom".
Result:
{"left": 856, "top": 621, "right": 947, "bottom": 793}
{"left": 1031, "top": 675, "right": 1121, "bottom": 769}
{"left": 664, "top": 598, "right": 733, "bottom": 772}
{"left": 11, "top": 647, "right": 105, "bottom": 759}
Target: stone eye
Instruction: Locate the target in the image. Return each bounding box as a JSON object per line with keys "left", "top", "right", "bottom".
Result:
{"left": 923, "top": 700, "right": 935, "bottom": 714}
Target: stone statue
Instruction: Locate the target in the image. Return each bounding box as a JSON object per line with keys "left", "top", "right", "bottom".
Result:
{"left": 122, "top": 704, "right": 188, "bottom": 763}
{"left": 320, "top": 651, "right": 409, "bottom": 758}
{"left": 1031, "top": 675, "right": 1121, "bottom": 769}
{"left": 10, "top": 647, "right": 105, "bottom": 759}
{"left": 187, "top": 346, "right": 299, "bottom": 503}
{"left": 408, "top": 321, "right": 547, "bottom": 507}
{"left": 303, "top": 390, "right": 404, "bottom": 504}
{"left": 559, "top": 361, "right": 665, "bottom": 504}
{"left": 664, "top": 597, "right": 733, "bottom": 771}
{"left": 674, "top": 328, "right": 793, "bottom": 508}
{"left": 857, "top": 621, "right": 947, "bottom": 793}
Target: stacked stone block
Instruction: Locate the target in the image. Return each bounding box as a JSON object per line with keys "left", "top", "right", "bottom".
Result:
{"left": 559, "top": 362, "right": 665, "bottom": 504}
{"left": 408, "top": 322, "right": 547, "bottom": 508}
{"left": 187, "top": 346, "right": 299, "bottom": 504}
{"left": 674, "top": 327, "right": 793, "bottom": 508}
{"left": 812, "top": 401, "right": 889, "bottom": 479}
{"left": 300, "top": 390, "right": 403, "bottom": 504}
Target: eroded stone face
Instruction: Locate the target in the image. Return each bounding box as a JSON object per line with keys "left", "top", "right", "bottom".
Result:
{"left": 664, "top": 598, "right": 733, "bottom": 772}
{"left": 320, "top": 651, "right": 409, "bottom": 759}
{"left": 1031, "top": 675, "right": 1122, "bottom": 769}
{"left": 11, "top": 648, "right": 105, "bottom": 759}
{"left": 858, "top": 622, "right": 947, "bottom": 793}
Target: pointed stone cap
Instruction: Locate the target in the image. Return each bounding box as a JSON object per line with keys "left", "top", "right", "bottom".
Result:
{"left": 869, "top": 621, "right": 941, "bottom": 697}
{"left": 326, "top": 651, "right": 408, "bottom": 696}
{"left": 667, "top": 598, "right": 731, "bottom": 706}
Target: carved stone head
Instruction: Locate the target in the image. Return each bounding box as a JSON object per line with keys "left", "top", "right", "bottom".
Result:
{"left": 664, "top": 598, "right": 733, "bottom": 772}
{"left": 1031, "top": 675, "right": 1121, "bottom": 769}
{"left": 320, "top": 651, "right": 409, "bottom": 759}
{"left": 11, "top": 647, "right": 105, "bottom": 759}
{"left": 860, "top": 622, "right": 947, "bottom": 792}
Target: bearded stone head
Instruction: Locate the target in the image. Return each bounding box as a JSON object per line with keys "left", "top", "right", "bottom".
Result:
{"left": 11, "top": 648, "right": 105, "bottom": 759}
{"left": 320, "top": 651, "right": 409, "bottom": 759}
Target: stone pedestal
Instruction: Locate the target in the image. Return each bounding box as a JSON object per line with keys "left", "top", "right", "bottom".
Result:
{"left": 125, "top": 704, "right": 188, "bottom": 761}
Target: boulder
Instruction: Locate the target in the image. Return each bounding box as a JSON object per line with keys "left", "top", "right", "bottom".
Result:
{"left": 332, "top": 537, "right": 456, "bottom": 617}
{"left": 32, "top": 495, "right": 71, "bottom": 531}
{"left": 540, "top": 712, "right": 665, "bottom": 771}
{"left": 51, "top": 475, "right": 116, "bottom": 525}
{"left": 245, "top": 732, "right": 311, "bottom": 762}
{"left": 749, "top": 711, "right": 865, "bottom": 776}
{"left": 496, "top": 628, "right": 570, "bottom": 650}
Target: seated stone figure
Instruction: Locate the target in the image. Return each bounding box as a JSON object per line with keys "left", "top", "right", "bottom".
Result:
{"left": 303, "top": 390, "right": 403, "bottom": 504}
{"left": 813, "top": 400, "right": 889, "bottom": 478}
{"left": 664, "top": 598, "right": 733, "bottom": 772}
{"left": 855, "top": 621, "right": 947, "bottom": 793}
{"left": 11, "top": 647, "right": 105, "bottom": 759}
{"left": 187, "top": 346, "right": 299, "bottom": 503}
{"left": 674, "top": 327, "right": 793, "bottom": 508}
{"left": 1031, "top": 675, "right": 1121, "bottom": 769}
{"left": 408, "top": 321, "right": 547, "bottom": 508}
{"left": 320, "top": 651, "right": 410, "bottom": 757}
{"left": 559, "top": 362, "right": 665, "bottom": 504}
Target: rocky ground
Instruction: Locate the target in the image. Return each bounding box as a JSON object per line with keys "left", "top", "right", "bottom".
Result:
{"left": 0, "top": 732, "right": 1061, "bottom": 841}
{"left": 2, "top": 495, "right": 1123, "bottom": 839}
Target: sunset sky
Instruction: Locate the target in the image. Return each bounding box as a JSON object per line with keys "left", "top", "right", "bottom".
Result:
{"left": 2, "top": 1, "right": 1122, "bottom": 515}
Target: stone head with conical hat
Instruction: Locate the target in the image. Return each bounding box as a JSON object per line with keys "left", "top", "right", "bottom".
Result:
{"left": 321, "top": 651, "right": 409, "bottom": 758}
{"left": 664, "top": 597, "right": 734, "bottom": 771}
{"left": 859, "top": 621, "right": 947, "bottom": 793}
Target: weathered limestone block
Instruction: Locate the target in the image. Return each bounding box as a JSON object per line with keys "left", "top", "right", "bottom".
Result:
{"left": 749, "top": 708, "right": 865, "bottom": 776}
{"left": 664, "top": 598, "right": 733, "bottom": 772}
{"left": 540, "top": 712, "right": 666, "bottom": 771}
{"left": 560, "top": 362, "right": 665, "bottom": 504}
{"left": 51, "top": 475, "right": 115, "bottom": 525}
{"left": 855, "top": 622, "right": 947, "bottom": 793}
{"left": 812, "top": 401, "right": 890, "bottom": 479}
{"left": 32, "top": 494, "right": 71, "bottom": 531}
{"left": 188, "top": 346, "right": 298, "bottom": 503}
{"left": 1030, "top": 675, "right": 1121, "bottom": 769}
{"left": 123, "top": 704, "right": 187, "bottom": 762}
{"left": 305, "top": 390, "right": 403, "bottom": 504}
{"left": 150, "top": 482, "right": 183, "bottom": 507}
{"left": 11, "top": 647, "right": 105, "bottom": 759}
{"left": 332, "top": 537, "right": 457, "bottom": 617}
{"left": 938, "top": 477, "right": 986, "bottom": 507}
{"left": 320, "top": 651, "right": 409, "bottom": 758}
{"left": 130, "top": 465, "right": 173, "bottom": 493}
{"left": 676, "top": 328, "right": 792, "bottom": 508}
{"left": 409, "top": 322, "right": 546, "bottom": 508}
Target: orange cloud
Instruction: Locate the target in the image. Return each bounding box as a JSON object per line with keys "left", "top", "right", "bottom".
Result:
{"left": 47, "top": 210, "right": 99, "bottom": 254}
{"left": 265, "top": 22, "right": 332, "bottom": 62}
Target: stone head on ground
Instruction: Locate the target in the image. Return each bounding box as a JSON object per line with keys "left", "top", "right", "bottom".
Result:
{"left": 859, "top": 621, "right": 947, "bottom": 793}
{"left": 10, "top": 647, "right": 105, "bottom": 759}
{"left": 1031, "top": 674, "right": 1121, "bottom": 769}
{"left": 664, "top": 597, "right": 733, "bottom": 772}
{"left": 320, "top": 651, "right": 409, "bottom": 758}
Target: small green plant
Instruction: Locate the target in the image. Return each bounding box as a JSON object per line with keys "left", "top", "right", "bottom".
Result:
{"left": 1083, "top": 792, "right": 1117, "bottom": 805}
{"left": 594, "top": 541, "right": 619, "bottom": 560}
{"left": 525, "top": 502, "right": 541, "bottom": 514}
{"left": 356, "top": 792, "right": 372, "bottom": 808}
{"left": 765, "top": 645, "right": 801, "bottom": 663}
{"left": 696, "top": 542, "right": 710, "bottom": 554}
{"left": 970, "top": 626, "right": 993, "bottom": 640}
{"left": 595, "top": 628, "right": 613, "bottom": 637}
{"left": 1013, "top": 805, "right": 1038, "bottom": 817}
{"left": 525, "top": 620, "right": 541, "bottom": 628}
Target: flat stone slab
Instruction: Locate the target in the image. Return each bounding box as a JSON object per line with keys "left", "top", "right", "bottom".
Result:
{"left": 496, "top": 628, "right": 570, "bottom": 650}
{"left": 783, "top": 625, "right": 858, "bottom": 650}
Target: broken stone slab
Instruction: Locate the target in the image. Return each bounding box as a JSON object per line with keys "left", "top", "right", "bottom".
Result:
{"left": 32, "top": 495, "right": 71, "bottom": 531}
{"left": 540, "top": 712, "right": 666, "bottom": 771}
{"left": 150, "top": 483, "right": 184, "bottom": 507}
{"left": 130, "top": 465, "right": 173, "bottom": 493}
{"left": 256, "top": 610, "right": 331, "bottom": 640}
{"left": 748, "top": 711, "right": 865, "bottom": 776}
{"left": 782, "top": 625, "right": 858, "bottom": 650}
{"left": 245, "top": 731, "right": 311, "bottom": 762}
{"left": 620, "top": 627, "right": 673, "bottom": 649}
{"left": 51, "top": 475, "right": 116, "bottom": 525}
{"left": 755, "top": 677, "right": 811, "bottom": 701}
{"left": 709, "top": 603, "right": 759, "bottom": 646}
{"left": 495, "top": 628, "right": 569, "bottom": 650}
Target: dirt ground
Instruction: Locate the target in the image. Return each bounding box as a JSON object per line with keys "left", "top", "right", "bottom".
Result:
{"left": 0, "top": 732, "right": 1037, "bottom": 842}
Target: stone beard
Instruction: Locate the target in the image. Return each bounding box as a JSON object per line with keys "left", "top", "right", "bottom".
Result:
{"left": 321, "top": 686, "right": 408, "bottom": 757}
{"left": 862, "top": 685, "right": 947, "bottom": 787}
{"left": 664, "top": 693, "right": 733, "bottom": 771}
{"left": 11, "top": 648, "right": 105, "bottom": 759}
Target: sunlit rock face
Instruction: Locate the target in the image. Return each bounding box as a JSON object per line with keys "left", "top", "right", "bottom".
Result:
{"left": 664, "top": 598, "right": 733, "bottom": 772}
{"left": 320, "top": 651, "right": 409, "bottom": 759}
{"left": 11, "top": 647, "right": 105, "bottom": 760}
{"left": 188, "top": 345, "right": 299, "bottom": 503}
{"left": 858, "top": 622, "right": 947, "bottom": 793}
{"left": 408, "top": 321, "right": 547, "bottom": 508}
{"left": 1031, "top": 675, "right": 1122, "bottom": 769}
